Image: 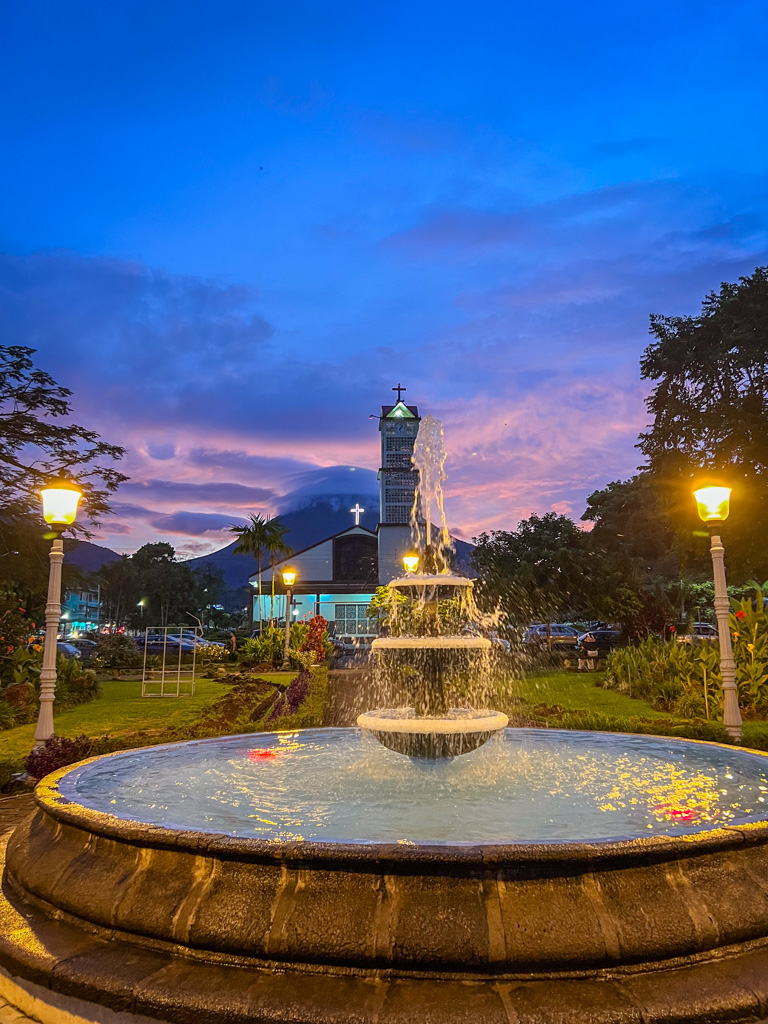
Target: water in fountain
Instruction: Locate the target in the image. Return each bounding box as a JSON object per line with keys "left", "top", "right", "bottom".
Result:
{"left": 358, "top": 414, "right": 510, "bottom": 758}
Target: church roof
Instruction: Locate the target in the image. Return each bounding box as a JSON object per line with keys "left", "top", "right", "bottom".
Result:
{"left": 381, "top": 402, "right": 419, "bottom": 420}
{"left": 247, "top": 524, "right": 377, "bottom": 583}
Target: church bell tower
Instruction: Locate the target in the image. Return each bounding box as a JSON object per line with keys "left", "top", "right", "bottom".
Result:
{"left": 377, "top": 384, "right": 420, "bottom": 583}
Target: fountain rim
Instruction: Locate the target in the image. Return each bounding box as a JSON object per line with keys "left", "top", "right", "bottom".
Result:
{"left": 386, "top": 573, "right": 474, "bottom": 588}
{"left": 34, "top": 727, "right": 768, "bottom": 866}
{"left": 370, "top": 635, "right": 492, "bottom": 648}
{"left": 357, "top": 709, "right": 508, "bottom": 733}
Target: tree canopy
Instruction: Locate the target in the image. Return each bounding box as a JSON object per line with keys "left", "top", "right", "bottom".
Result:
{"left": 472, "top": 513, "right": 596, "bottom": 625}
{"left": 638, "top": 266, "right": 768, "bottom": 580}
{"left": 0, "top": 345, "right": 126, "bottom": 521}
{"left": 99, "top": 542, "right": 226, "bottom": 629}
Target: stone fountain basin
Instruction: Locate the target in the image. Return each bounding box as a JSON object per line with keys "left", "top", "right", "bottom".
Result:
{"left": 5, "top": 729, "right": 768, "bottom": 1023}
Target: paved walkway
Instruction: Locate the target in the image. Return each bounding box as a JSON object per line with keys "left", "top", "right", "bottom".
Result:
{"left": 0, "top": 793, "right": 36, "bottom": 1023}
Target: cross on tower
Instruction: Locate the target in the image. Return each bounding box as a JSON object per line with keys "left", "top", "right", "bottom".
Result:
{"left": 392, "top": 383, "right": 406, "bottom": 402}
{"left": 349, "top": 503, "right": 365, "bottom": 525}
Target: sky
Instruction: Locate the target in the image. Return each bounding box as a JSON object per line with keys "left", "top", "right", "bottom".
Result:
{"left": 1, "top": 0, "right": 767, "bottom": 556}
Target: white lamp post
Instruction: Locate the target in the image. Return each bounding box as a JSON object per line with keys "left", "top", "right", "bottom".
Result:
{"left": 281, "top": 568, "right": 297, "bottom": 669}
{"left": 694, "top": 485, "right": 742, "bottom": 742}
{"left": 35, "top": 474, "right": 83, "bottom": 748}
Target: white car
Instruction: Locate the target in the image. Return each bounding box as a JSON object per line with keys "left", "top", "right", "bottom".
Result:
{"left": 676, "top": 623, "right": 718, "bottom": 645}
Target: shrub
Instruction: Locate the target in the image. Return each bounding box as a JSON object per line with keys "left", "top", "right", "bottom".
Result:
{"left": 198, "top": 644, "right": 229, "bottom": 666}
{"left": 555, "top": 709, "right": 730, "bottom": 744}
{"left": 25, "top": 734, "right": 93, "bottom": 779}
{"left": 238, "top": 628, "right": 286, "bottom": 667}
{"left": 0, "top": 756, "right": 20, "bottom": 793}
{"left": 53, "top": 656, "right": 101, "bottom": 707}
{"left": 93, "top": 632, "right": 142, "bottom": 670}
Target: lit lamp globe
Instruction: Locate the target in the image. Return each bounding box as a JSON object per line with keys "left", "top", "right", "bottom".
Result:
{"left": 41, "top": 478, "right": 83, "bottom": 528}
{"left": 281, "top": 568, "right": 297, "bottom": 588}
{"left": 694, "top": 486, "right": 731, "bottom": 525}
{"left": 402, "top": 553, "right": 419, "bottom": 574}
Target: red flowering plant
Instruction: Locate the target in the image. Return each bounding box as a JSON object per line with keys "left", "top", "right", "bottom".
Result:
{"left": 298, "top": 615, "right": 329, "bottom": 665}
{"left": 729, "top": 591, "right": 768, "bottom": 712}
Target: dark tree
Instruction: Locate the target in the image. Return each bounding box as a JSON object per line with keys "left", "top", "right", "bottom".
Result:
{"left": 638, "top": 266, "right": 768, "bottom": 580}
{"left": 99, "top": 556, "right": 139, "bottom": 629}
{"left": 472, "top": 513, "right": 596, "bottom": 626}
{"left": 131, "top": 543, "right": 199, "bottom": 627}
{"left": 582, "top": 475, "right": 693, "bottom": 630}
{"left": 0, "top": 345, "right": 126, "bottom": 521}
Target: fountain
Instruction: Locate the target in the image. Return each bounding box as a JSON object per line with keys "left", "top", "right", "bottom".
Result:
{"left": 4, "top": 416, "right": 768, "bottom": 1022}
{"left": 358, "top": 414, "right": 508, "bottom": 759}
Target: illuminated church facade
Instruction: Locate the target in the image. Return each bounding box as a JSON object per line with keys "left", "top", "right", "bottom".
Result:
{"left": 248, "top": 389, "right": 420, "bottom": 644}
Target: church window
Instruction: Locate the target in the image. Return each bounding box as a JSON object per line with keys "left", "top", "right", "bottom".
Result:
{"left": 335, "top": 604, "right": 376, "bottom": 635}
{"left": 386, "top": 488, "right": 414, "bottom": 503}
{"left": 386, "top": 505, "right": 411, "bottom": 524}
{"left": 333, "top": 534, "right": 378, "bottom": 584}
{"left": 385, "top": 436, "right": 415, "bottom": 452}
{"left": 387, "top": 470, "right": 415, "bottom": 486}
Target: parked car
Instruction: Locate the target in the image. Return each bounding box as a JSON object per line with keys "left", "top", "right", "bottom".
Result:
{"left": 166, "top": 633, "right": 225, "bottom": 648}
{"left": 66, "top": 638, "right": 98, "bottom": 658}
{"left": 676, "top": 623, "right": 719, "bottom": 645}
{"left": 56, "top": 641, "right": 82, "bottom": 660}
{"left": 576, "top": 629, "right": 622, "bottom": 655}
{"left": 135, "top": 634, "right": 198, "bottom": 656}
{"left": 28, "top": 639, "right": 83, "bottom": 659}
{"left": 522, "top": 624, "right": 580, "bottom": 649}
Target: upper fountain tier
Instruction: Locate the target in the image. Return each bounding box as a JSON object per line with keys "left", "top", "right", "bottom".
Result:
{"left": 387, "top": 572, "right": 473, "bottom": 589}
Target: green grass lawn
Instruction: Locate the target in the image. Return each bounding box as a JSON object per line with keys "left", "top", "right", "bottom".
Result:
{"left": 0, "top": 672, "right": 292, "bottom": 765}
{"left": 514, "top": 669, "right": 678, "bottom": 720}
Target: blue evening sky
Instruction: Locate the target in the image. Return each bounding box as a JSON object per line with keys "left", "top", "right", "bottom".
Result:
{"left": 1, "top": 1, "right": 767, "bottom": 554}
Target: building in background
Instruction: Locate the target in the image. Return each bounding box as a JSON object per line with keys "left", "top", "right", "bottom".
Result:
{"left": 248, "top": 388, "right": 421, "bottom": 641}
{"left": 61, "top": 588, "right": 101, "bottom": 634}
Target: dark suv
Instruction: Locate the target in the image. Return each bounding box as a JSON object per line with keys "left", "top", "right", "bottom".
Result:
{"left": 522, "top": 624, "right": 580, "bottom": 649}
{"left": 577, "top": 629, "right": 622, "bottom": 654}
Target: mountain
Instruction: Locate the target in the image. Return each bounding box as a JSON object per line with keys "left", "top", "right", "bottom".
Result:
{"left": 64, "top": 539, "right": 122, "bottom": 574}
{"left": 185, "top": 492, "right": 475, "bottom": 605}
{"left": 185, "top": 493, "right": 381, "bottom": 596}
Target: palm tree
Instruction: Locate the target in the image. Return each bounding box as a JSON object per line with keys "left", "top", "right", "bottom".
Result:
{"left": 230, "top": 514, "right": 271, "bottom": 629}
{"left": 265, "top": 519, "right": 292, "bottom": 626}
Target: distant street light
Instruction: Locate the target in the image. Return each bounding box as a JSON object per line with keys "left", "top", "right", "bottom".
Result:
{"left": 137, "top": 599, "right": 146, "bottom": 621}
{"left": 281, "top": 568, "right": 297, "bottom": 669}
{"left": 694, "top": 484, "right": 742, "bottom": 741}
{"left": 35, "top": 474, "right": 83, "bottom": 749}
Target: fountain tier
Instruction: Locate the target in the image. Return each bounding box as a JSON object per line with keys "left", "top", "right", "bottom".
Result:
{"left": 357, "top": 707, "right": 509, "bottom": 757}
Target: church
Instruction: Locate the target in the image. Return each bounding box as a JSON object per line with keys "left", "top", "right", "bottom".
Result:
{"left": 249, "top": 387, "right": 420, "bottom": 645}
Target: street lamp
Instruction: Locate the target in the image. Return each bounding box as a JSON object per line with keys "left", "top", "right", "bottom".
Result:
{"left": 403, "top": 553, "right": 419, "bottom": 574}
{"left": 694, "top": 484, "right": 742, "bottom": 742}
{"left": 35, "top": 474, "right": 83, "bottom": 748}
{"left": 281, "top": 567, "right": 297, "bottom": 669}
